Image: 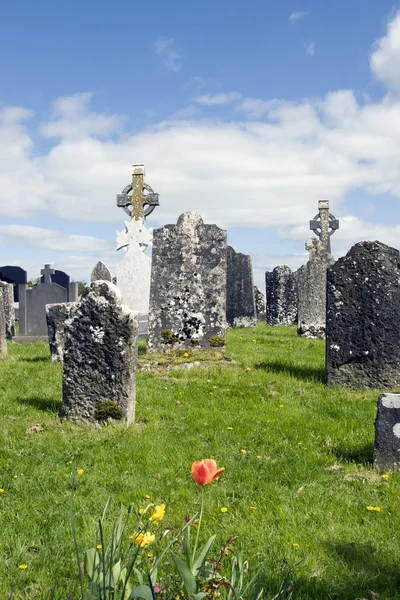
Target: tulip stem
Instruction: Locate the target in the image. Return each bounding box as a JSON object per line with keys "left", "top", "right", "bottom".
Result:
{"left": 192, "top": 487, "right": 204, "bottom": 563}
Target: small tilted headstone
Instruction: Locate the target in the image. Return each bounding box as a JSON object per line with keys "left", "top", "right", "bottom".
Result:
{"left": 374, "top": 394, "right": 400, "bottom": 471}
{"left": 62, "top": 281, "right": 138, "bottom": 425}
{"left": 148, "top": 211, "right": 227, "bottom": 351}
{"left": 254, "top": 285, "right": 266, "bottom": 321}
{"left": 265, "top": 265, "right": 297, "bottom": 326}
{"left": 226, "top": 246, "right": 257, "bottom": 327}
{"left": 0, "top": 290, "right": 7, "bottom": 356}
{"left": 90, "top": 261, "right": 112, "bottom": 283}
{"left": 326, "top": 241, "right": 400, "bottom": 388}
{"left": 0, "top": 281, "right": 15, "bottom": 339}
{"left": 46, "top": 302, "right": 76, "bottom": 362}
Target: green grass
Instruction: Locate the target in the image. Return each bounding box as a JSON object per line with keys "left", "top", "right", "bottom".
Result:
{"left": 1, "top": 325, "right": 399, "bottom": 599}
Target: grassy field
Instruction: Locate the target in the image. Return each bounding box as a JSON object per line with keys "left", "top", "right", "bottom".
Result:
{"left": 0, "top": 325, "right": 399, "bottom": 599}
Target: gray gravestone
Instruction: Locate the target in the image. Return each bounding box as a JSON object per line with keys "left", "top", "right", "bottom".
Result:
{"left": 254, "top": 285, "right": 266, "bottom": 321}
{"left": 326, "top": 241, "right": 400, "bottom": 388}
{"left": 46, "top": 302, "right": 76, "bottom": 362}
{"left": 0, "top": 291, "right": 7, "bottom": 356}
{"left": 297, "top": 239, "right": 332, "bottom": 339}
{"left": 226, "top": 246, "right": 257, "bottom": 327}
{"left": 148, "top": 212, "right": 227, "bottom": 351}
{"left": 374, "top": 394, "right": 400, "bottom": 471}
{"left": 62, "top": 281, "right": 138, "bottom": 425}
{"left": 91, "top": 261, "right": 112, "bottom": 283}
{"left": 265, "top": 265, "right": 297, "bottom": 326}
{"left": 0, "top": 282, "right": 15, "bottom": 339}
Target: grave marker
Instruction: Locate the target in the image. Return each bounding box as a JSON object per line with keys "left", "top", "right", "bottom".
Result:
{"left": 226, "top": 246, "right": 257, "bottom": 327}
{"left": 374, "top": 394, "right": 400, "bottom": 471}
{"left": 265, "top": 266, "right": 297, "bottom": 326}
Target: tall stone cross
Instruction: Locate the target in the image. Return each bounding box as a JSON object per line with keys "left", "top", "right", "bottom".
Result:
{"left": 309, "top": 200, "right": 339, "bottom": 254}
{"left": 116, "top": 164, "right": 160, "bottom": 221}
{"left": 41, "top": 264, "right": 55, "bottom": 284}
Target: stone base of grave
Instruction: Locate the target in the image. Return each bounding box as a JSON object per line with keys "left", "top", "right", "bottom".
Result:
{"left": 374, "top": 394, "right": 400, "bottom": 471}
{"left": 14, "top": 336, "right": 49, "bottom": 344}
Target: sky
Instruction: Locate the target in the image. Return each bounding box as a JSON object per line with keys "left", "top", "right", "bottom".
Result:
{"left": 1, "top": 0, "right": 400, "bottom": 289}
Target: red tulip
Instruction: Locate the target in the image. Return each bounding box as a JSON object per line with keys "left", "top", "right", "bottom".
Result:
{"left": 191, "top": 459, "right": 224, "bottom": 486}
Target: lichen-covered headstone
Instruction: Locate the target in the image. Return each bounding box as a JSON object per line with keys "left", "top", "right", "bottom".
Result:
{"left": 265, "top": 265, "right": 297, "bottom": 326}
{"left": 0, "top": 291, "right": 7, "bottom": 356}
{"left": 0, "top": 281, "right": 15, "bottom": 339}
{"left": 226, "top": 247, "right": 256, "bottom": 327}
{"left": 46, "top": 302, "right": 76, "bottom": 362}
{"left": 148, "top": 212, "right": 227, "bottom": 351}
{"left": 297, "top": 239, "right": 332, "bottom": 339}
{"left": 62, "top": 281, "right": 138, "bottom": 425}
{"left": 91, "top": 261, "right": 112, "bottom": 283}
{"left": 326, "top": 241, "right": 400, "bottom": 388}
{"left": 254, "top": 286, "right": 266, "bottom": 321}
{"left": 374, "top": 394, "right": 400, "bottom": 471}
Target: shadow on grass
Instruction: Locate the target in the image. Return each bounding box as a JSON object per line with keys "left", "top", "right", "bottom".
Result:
{"left": 331, "top": 441, "right": 374, "bottom": 465}
{"left": 255, "top": 360, "right": 325, "bottom": 383}
{"left": 21, "top": 356, "right": 50, "bottom": 363}
{"left": 18, "top": 396, "right": 61, "bottom": 413}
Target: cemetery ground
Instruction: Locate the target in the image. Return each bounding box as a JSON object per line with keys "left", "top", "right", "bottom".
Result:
{"left": 0, "top": 326, "right": 399, "bottom": 600}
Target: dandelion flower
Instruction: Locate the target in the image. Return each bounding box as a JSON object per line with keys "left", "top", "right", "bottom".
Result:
{"left": 0, "top": 489, "right": 4, "bottom": 493}
{"left": 77, "top": 469, "right": 84, "bottom": 475}
{"left": 279, "top": 404, "right": 284, "bottom": 408}
{"left": 67, "top": 461, "right": 72, "bottom": 465}
{"left": 145, "top": 494, "right": 151, "bottom": 499}
{"left": 18, "top": 564, "right": 28, "bottom": 570}
{"left": 227, "top": 426, "right": 233, "bottom": 431}
{"left": 183, "top": 352, "right": 189, "bottom": 357}
{"left": 252, "top": 339, "right": 256, "bottom": 343}
{"left": 220, "top": 507, "right": 228, "bottom": 513}
{"left": 240, "top": 449, "right": 247, "bottom": 454}
{"left": 150, "top": 504, "right": 166, "bottom": 524}
{"left": 13, "top": 476, "right": 18, "bottom": 479}
{"left": 366, "top": 506, "right": 381, "bottom": 512}
{"left": 292, "top": 543, "right": 299, "bottom": 548}
{"left": 97, "top": 544, "right": 102, "bottom": 550}
{"left": 256, "top": 456, "right": 262, "bottom": 459}
{"left": 226, "top": 388, "right": 231, "bottom": 392}
{"left": 246, "top": 367, "right": 252, "bottom": 371}
{"left": 250, "top": 506, "right": 257, "bottom": 510}
{"left": 147, "top": 552, "right": 154, "bottom": 557}
{"left": 212, "top": 385, "right": 217, "bottom": 389}
{"left": 382, "top": 474, "right": 389, "bottom": 480}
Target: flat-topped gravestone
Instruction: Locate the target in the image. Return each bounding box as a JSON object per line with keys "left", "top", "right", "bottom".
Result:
{"left": 148, "top": 212, "right": 227, "bottom": 351}
{"left": 265, "top": 265, "right": 297, "bottom": 326}
{"left": 0, "top": 291, "right": 7, "bottom": 356}
{"left": 62, "top": 281, "right": 138, "bottom": 425}
{"left": 226, "top": 246, "right": 256, "bottom": 327}
{"left": 254, "top": 285, "right": 266, "bottom": 321}
{"left": 374, "top": 394, "right": 400, "bottom": 471}
{"left": 46, "top": 302, "right": 76, "bottom": 362}
{"left": 91, "top": 261, "right": 112, "bottom": 283}
{"left": 326, "top": 241, "right": 400, "bottom": 388}
{"left": 0, "top": 282, "right": 15, "bottom": 339}
{"left": 297, "top": 239, "right": 332, "bottom": 339}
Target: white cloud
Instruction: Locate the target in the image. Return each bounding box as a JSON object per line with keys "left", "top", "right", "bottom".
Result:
{"left": 153, "top": 38, "right": 183, "bottom": 72}
{"left": 183, "top": 76, "right": 206, "bottom": 90}
{"left": 194, "top": 92, "right": 242, "bottom": 106}
{"left": 289, "top": 11, "right": 309, "bottom": 23}
{"left": 370, "top": 11, "right": 400, "bottom": 95}
{"left": 0, "top": 225, "right": 113, "bottom": 252}
{"left": 170, "top": 104, "right": 199, "bottom": 119}
{"left": 306, "top": 41, "right": 315, "bottom": 56}
{"left": 236, "top": 97, "right": 276, "bottom": 119}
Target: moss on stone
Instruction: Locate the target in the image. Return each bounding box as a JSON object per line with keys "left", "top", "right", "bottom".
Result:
{"left": 94, "top": 400, "right": 123, "bottom": 422}
{"left": 209, "top": 336, "right": 225, "bottom": 348}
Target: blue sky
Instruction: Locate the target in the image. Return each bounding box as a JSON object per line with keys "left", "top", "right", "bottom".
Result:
{"left": 1, "top": 0, "right": 400, "bottom": 288}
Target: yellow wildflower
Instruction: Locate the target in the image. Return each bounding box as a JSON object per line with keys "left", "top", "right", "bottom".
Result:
{"left": 220, "top": 507, "right": 228, "bottom": 513}
{"left": 240, "top": 449, "right": 247, "bottom": 454}
{"left": 227, "top": 426, "right": 233, "bottom": 430}
{"left": 292, "top": 543, "right": 299, "bottom": 548}
{"left": 183, "top": 352, "right": 189, "bottom": 357}
{"left": 77, "top": 469, "right": 84, "bottom": 475}
{"left": 381, "top": 474, "right": 389, "bottom": 480}
{"left": 138, "top": 508, "right": 145, "bottom": 515}
{"left": 252, "top": 339, "right": 256, "bottom": 342}
{"left": 212, "top": 385, "right": 217, "bottom": 389}
{"left": 0, "top": 488, "right": 4, "bottom": 493}
{"left": 147, "top": 552, "right": 154, "bottom": 557}
{"left": 149, "top": 504, "right": 166, "bottom": 524}
{"left": 256, "top": 456, "right": 262, "bottom": 459}
{"left": 250, "top": 506, "right": 257, "bottom": 510}
{"left": 13, "top": 476, "right": 18, "bottom": 479}
{"left": 246, "top": 367, "right": 252, "bottom": 371}
{"left": 67, "top": 461, "right": 73, "bottom": 464}
{"left": 145, "top": 494, "right": 151, "bottom": 499}
{"left": 366, "top": 506, "right": 381, "bottom": 512}
{"left": 226, "top": 388, "right": 231, "bottom": 392}
{"left": 209, "top": 392, "right": 214, "bottom": 396}
{"left": 18, "top": 564, "right": 28, "bottom": 570}
{"left": 97, "top": 544, "right": 102, "bottom": 550}
{"left": 279, "top": 404, "right": 284, "bottom": 408}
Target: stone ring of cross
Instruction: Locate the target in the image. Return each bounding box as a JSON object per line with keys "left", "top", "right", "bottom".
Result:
{"left": 116, "top": 182, "right": 160, "bottom": 218}
{"left": 310, "top": 212, "right": 339, "bottom": 238}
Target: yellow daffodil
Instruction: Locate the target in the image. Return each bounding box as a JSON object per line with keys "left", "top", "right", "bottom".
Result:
{"left": 139, "top": 532, "right": 155, "bottom": 547}
{"left": 149, "top": 504, "right": 166, "bottom": 524}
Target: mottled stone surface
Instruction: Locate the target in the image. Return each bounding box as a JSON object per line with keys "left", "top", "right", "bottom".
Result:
{"left": 148, "top": 212, "right": 227, "bottom": 350}
{"left": 297, "top": 239, "right": 332, "bottom": 339}
{"left": 0, "top": 291, "right": 7, "bottom": 356}
{"left": 265, "top": 266, "right": 297, "bottom": 326}
{"left": 254, "top": 286, "right": 266, "bottom": 321}
{"left": 0, "top": 282, "right": 15, "bottom": 339}
{"left": 91, "top": 261, "right": 112, "bottom": 283}
{"left": 326, "top": 241, "right": 400, "bottom": 388}
{"left": 62, "top": 281, "right": 138, "bottom": 425}
{"left": 374, "top": 394, "right": 400, "bottom": 470}
{"left": 46, "top": 302, "right": 76, "bottom": 362}
{"left": 226, "top": 246, "right": 256, "bottom": 327}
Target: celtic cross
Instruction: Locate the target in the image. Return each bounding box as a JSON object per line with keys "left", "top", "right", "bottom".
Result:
{"left": 116, "top": 164, "right": 160, "bottom": 221}
{"left": 309, "top": 200, "right": 339, "bottom": 254}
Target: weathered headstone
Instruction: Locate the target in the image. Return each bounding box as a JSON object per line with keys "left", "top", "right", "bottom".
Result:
{"left": 62, "top": 281, "right": 138, "bottom": 425}
{"left": 148, "top": 212, "right": 227, "bottom": 351}
{"left": 0, "top": 291, "right": 7, "bottom": 356}
{"left": 265, "top": 266, "right": 297, "bottom": 326}
{"left": 0, "top": 282, "right": 15, "bottom": 339}
{"left": 326, "top": 241, "right": 400, "bottom": 388}
{"left": 374, "top": 394, "right": 400, "bottom": 471}
{"left": 254, "top": 285, "right": 266, "bottom": 321}
{"left": 297, "top": 239, "right": 332, "bottom": 339}
{"left": 226, "top": 247, "right": 256, "bottom": 327}
{"left": 91, "top": 261, "right": 112, "bottom": 283}
{"left": 46, "top": 302, "right": 76, "bottom": 362}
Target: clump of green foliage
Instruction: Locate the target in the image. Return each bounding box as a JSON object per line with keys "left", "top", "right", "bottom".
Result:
{"left": 94, "top": 400, "right": 123, "bottom": 422}
{"left": 191, "top": 339, "right": 200, "bottom": 346}
{"left": 161, "top": 329, "right": 179, "bottom": 345}
{"left": 209, "top": 336, "right": 225, "bottom": 348}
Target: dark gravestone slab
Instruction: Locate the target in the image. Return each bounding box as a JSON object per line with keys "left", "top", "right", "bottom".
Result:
{"left": 297, "top": 239, "right": 332, "bottom": 339}
{"left": 62, "top": 281, "right": 138, "bottom": 425}
{"left": 46, "top": 302, "right": 76, "bottom": 362}
{"left": 0, "top": 266, "right": 27, "bottom": 302}
{"left": 148, "top": 212, "right": 227, "bottom": 351}
{"left": 265, "top": 265, "right": 297, "bottom": 326}
{"left": 0, "top": 282, "right": 15, "bottom": 339}
{"left": 254, "top": 286, "right": 266, "bottom": 321}
{"left": 374, "top": 394, "right": 400, "bottom": 471}
{"left": 226, "top": 246, "right": 256, "bottom": 327}
{"left": 326, "top": 241, "right": 400, "bottom": 388}
{"left": 40, "top": 269, "right": 69, "bottom": 290}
